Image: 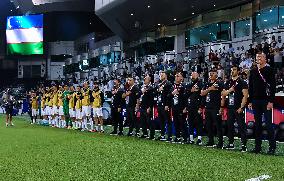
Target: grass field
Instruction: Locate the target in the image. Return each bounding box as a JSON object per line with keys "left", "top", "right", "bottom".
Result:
{"left": 0, "top": 115, "right": 284, "bottom": 181}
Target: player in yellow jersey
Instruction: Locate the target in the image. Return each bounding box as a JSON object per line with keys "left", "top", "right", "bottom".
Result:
{"left": 30, "top": 92, "right": 38, "bottom": 124}
{"left": 57, "top": 89, "right": 64, "bottom": 128}
{"left": 92, "top": 81, "right": 105, "bottom": 132}
{"left": 51, "top": 86, "right": 59, "bottom": 127}
{"left": 41, "top": 89, "right": 49, "bottom": 124}
{"left": 40, "top": 90, "right": 46, "bottom": 120}
{"left": 44, "top": 88, "right": 53, "bottom": 125}
{"left": 81, "top": 83, "right": 91, "bottom": 131}
{"left": 75, "top": 86, "right": 83, "bottom": 129}
{"left": 68, "top": 86, "right": 76, "bottom": 128}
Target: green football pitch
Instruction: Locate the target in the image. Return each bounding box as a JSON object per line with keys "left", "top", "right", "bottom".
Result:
{"left": 0, "top": 115, "right": 284, "bottom": 181}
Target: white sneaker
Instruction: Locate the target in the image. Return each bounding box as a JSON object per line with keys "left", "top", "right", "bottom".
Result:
{"left": 11, "top": 123, "right": 14, "bottom": 126}
{"left": 6, "top": 123, "right": 8, "bottom": 127}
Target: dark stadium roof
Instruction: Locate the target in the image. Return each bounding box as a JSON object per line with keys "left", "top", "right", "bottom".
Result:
{"left": 95, "top": 0, "right": 252, "bottom": 41}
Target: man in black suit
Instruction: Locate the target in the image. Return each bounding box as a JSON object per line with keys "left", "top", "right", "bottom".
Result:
{"left": 248, "top": 52, "right": 276, "bottom": 155}
{"left": 155, "top": 71, "right": 172, "bottom": 141}
{"left": 123, "top": 77, "right": 140, "bottom": 136}
{"left": 110, "top": 78, "right": 125, "bottom": 135}
{"left": 136, "top": 74, "right": 155, "bottom": 139}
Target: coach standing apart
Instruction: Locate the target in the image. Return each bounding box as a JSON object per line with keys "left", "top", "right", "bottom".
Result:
{"left": 2, "top": 89, "right": 15, "bottom": 127}
{"left": 248, "top": 52, "right": 276, "bottom": 155}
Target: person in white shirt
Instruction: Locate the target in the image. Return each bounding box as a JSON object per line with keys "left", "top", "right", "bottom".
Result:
{"left": 239, "top": 53, "right": 253, "bottom": 70}
{"left": 274, "top": 47, "right": 282, "bottom": 70}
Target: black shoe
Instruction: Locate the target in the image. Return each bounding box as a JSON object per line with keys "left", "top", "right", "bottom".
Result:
{"left": 172, "top": 138, "right": 182, "bottom": 144}
{"left": 224, "top": 144, "right": 235, "bottom": 150}
{"left": 267, "top": 148, "right": 275, "bottom": 155}
{"left": 241, "top": 145, "right": 247, "bottom": 152}
{"left": 117, "top": 132, "right": 124, "bottom": 136}
{"left": 140, "top": 135, "right": 147, "bottom": 139}
{"left": 127, "top": 132, "right": 133, "bottom": 136}
{"left": 159, "top": 136, "right": 167, "bottom": 141}
{"left": 250, "top": 148, "right": 261, "bottom": 154}
{"left": 216, "top": 144, "right": 223, "bottom": 149}
{"left": 196, "top": 139, "right": 202, "bottom": 146}
{"left": 166, "top": 137, "right": 172, "bottom": 142}
{"left": 110, "top": 131, "right": 117, "bottom": 135}
{"left": 205, "top": 142, "right": 215, "bottom": 147}
{"left": 149, "top": 137, "right": 155, "bottom": 140}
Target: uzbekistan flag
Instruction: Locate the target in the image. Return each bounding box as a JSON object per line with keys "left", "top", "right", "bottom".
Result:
{"left": 6, "top": 14, "right": 43, "bottom": 55}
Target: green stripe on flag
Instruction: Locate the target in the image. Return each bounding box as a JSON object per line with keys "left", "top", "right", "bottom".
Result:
{"left": 7, "top": 42, "right": 43, "bottom": 55}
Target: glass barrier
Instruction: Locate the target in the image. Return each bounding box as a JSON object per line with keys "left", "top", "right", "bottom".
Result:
{"left": 234, "top": 18, "right": 250, "bottom": 38}
{"left": 255, "top": 7, "right": 278, "bottom": 31}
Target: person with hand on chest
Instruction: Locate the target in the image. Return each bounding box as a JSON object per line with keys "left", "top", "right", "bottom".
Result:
{"left": 184, "top": 71, "right": 203, "bottom": 145}
{"left": 221, "top": 65, "right": 248, "bottom": 152}
{"left": 170, "top": 72, "right": 187, "bottom": 143}
{"left": 122, "top": 76, "right": 140, "bottom": 137}
{"left": 201, "top": 68, "right": 224, "bottom": 149}
{"left": 155, "top": 71, "right": 172, "bottom": 141}
{"left": 136, "top": 74, "right": 155, "bottom": 139}
{"left": 110, "top": 78, "right": 125, "bottom": 136}
{"left": 248, "top": 52, "right": 276, "bottom": 155}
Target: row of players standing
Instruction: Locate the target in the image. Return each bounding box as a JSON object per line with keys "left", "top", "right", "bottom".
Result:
{"left": 110, "top": 52, "right": 276, "bottom": 154}
{"left": 29, "top": 82, "right": 105, "bottom": 132}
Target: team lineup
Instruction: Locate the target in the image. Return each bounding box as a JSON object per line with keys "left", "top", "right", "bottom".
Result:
{"left": 30, "top": 82, "right": 105, "bottom": 132}
{"left": 22, "top": 53, "right": 276, "bottom": 155}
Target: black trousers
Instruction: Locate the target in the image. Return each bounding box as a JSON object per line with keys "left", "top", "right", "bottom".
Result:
{"left": 5, "top": 106, "right": 13, "bottom": 115}
{"left": 252, "top": 100, "right": 276, "bottom": 150}
{"left": 227, "top": 108, "right": 247, "bottom": 146}
{"left": 188, "top": 108, "right": 203, "bottom": 137}
{"left": 112, "top": 107, "right": 123, "bottom": 133}
{"left": 172, "top": 108, "right": 187, "bottom": 139}
{"left": 126, "top": 106, "right": 138, "bottom": 134}
{"left": 205, "top": 108, "right": 223, "bottom": 145}
{"left": 140, "top": 108, "right": 155, "bottom": 138}
{"left": 157, "top": 106, "right": 172, "bottom": 137}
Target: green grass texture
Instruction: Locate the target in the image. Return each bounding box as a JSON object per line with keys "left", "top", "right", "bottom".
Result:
{"left": 0, "top": 115, "right": 284, "bottom": 181}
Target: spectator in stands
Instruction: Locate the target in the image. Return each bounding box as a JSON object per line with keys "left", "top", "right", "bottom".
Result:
{"left": 248, "top": 44, "right": 256, "bottom": 57}
{"left": 228, "top": 44, "right": 234, "bottom": 55}
{"left": 217, "top": 64, "right": 225, "bottom": 80}
{"left": 239, "top": 52, "right": 253, "bottom": 70}
{"left": 274, "top": 47, "right": 283, "bottom": 70}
